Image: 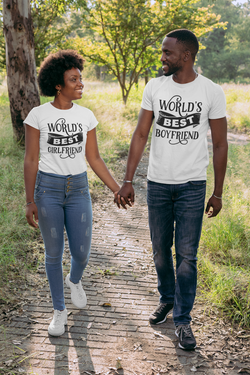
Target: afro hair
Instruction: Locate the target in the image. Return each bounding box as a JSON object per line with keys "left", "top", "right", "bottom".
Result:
{"left": 38, "top": 50, "right": 85, "bottom": 97}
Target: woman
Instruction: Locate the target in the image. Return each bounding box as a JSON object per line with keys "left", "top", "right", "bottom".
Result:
{"left": 24, "top": 50, "right": 120, "bottom": 336}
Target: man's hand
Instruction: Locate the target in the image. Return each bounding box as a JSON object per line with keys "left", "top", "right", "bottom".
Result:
{"left": 205, "top": 195, "right": 222, "bottom": 218}
{"left": 114, "top": 183, "right": 135, "bottom": 209}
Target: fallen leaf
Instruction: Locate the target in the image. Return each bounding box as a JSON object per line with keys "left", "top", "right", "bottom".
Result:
{"left": 12, "top": 340, "right": 22, "bottom": 345}
{"left": 238, "top": 369, "right": 250, "bottom": 374}
{"left": 191, "top": 366, "right": 197, "bottom": 372}
{"left": 207, "top": 339, "right": 215, "bottom": 345}
{"left": 134, "top": 342, "right": 142, "bottom": 351}
{"left": 102, "top": 302, "right": 112, "bottom": 307}
{"left": 5, "top": 360, "right": 13, "bottom": 366}
{"left": 154, "top": 331, "right": 165, "bottom": 339}
{"left": 87, "top": 323, "right": 92, "bottom": 329}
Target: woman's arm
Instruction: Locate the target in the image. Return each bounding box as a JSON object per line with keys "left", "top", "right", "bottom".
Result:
{"left": 85, "top": 128, "right": 120, "bottom": 193}
{"left": 24, "top": 125, "right": 40, "bottom": 228}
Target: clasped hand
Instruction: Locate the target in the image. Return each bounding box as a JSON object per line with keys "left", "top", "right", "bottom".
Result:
{"left": 114, "top": 184, "right": 135, "bottom": 209}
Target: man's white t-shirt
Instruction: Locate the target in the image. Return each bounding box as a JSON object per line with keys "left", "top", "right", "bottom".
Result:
{"left": 141, "top": 74, "right": 226, "bottom": 184}
{"left": 24, "top": 102, "right": 98, "bottom": 176}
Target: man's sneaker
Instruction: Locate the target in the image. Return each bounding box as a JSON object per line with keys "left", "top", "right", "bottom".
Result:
{"left": 48, "top": 309, "right": 67, "bottom": 336}
{"left": 65, "top": 274, "right": 87, "bottom": 309}
{"left": 149, "top": 303, "right": 174, "bottom": 324}
{"left": 175, "top": 324, "right": 196, "bottom": 350}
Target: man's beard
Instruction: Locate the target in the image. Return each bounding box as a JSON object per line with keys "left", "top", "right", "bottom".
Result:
{"left": 162, "top": 62, "right": 182, "bottom": 76}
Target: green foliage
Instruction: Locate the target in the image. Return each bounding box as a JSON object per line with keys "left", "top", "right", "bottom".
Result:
{"left": 197, "top": 0, "right": 250, "bottom": 82}
{"left": 0, "top": 0, "right": 87, "bottom": 68}
{"left": 64, "top": 0, "right": 225, "bottom": 103}
{"left": 199, "top": 142, "right": 250, "bottom": 326}
{"left": 0, "top": 95, "right": 39, "bottom": 295}
{"left": 222, "top": 83, "right": 250, "bottom": 133}
{"left": 198, "top": 258, "right": 250, "bottom": 327}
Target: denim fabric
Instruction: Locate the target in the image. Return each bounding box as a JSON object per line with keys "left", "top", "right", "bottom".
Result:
{"left": 34, "top": 170, "right": 92, "bottom": 310}
{"left": 147, "top": 179, "right": 206, "bottom": 326}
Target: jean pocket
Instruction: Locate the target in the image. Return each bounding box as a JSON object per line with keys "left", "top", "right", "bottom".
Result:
{"left": 80, "top": 186, "right": 91, "bottom": 201}
{"left": 34, "top": 173, "right": 45, "bottom": 202}
{"left": 34, "top": 186, "right": 45, "bottom": 202}
{"left": 189, "top": 180, "right": 206, "bottom": 186}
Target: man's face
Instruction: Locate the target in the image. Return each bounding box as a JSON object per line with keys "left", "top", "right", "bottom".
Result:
{"left": 161, "top": 37, "right": 184, "bottom": 76}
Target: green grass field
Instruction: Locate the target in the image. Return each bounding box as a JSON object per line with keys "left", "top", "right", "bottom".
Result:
{"left": 0, "top": 81, "right": 249, "bottom": 326}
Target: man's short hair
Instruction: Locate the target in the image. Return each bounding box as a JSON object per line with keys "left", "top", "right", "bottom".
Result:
{"left": 166, "top": 29, "right": 199, "bottom": 60}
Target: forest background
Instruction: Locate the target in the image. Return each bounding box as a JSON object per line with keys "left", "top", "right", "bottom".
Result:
{"left": 0, "top": 0, "right": 250, "bottom": 328}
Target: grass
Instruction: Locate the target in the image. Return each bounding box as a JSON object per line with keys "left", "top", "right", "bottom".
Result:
{"left": 222, "top": 83, "right": 250, "bottom": 134}
{"left": 199, "top": 142, "right": 250, "bottom": 327}
{"left": 0, "top": 94, "right": 40, "bottom": 305}
{"left": 0, "top": 79, "right": 250, "bottom": 327}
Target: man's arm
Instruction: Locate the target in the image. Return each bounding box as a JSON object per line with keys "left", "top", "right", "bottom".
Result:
{"left": 116, "top": 108, "right": 154, "bottom": 208}
{"left": 205, "top": 117, "right": 228, "bottom": 218}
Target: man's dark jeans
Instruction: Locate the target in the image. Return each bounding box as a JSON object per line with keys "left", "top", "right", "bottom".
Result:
{"left": 147, "top": 179, "right": 206, "bottom": 326}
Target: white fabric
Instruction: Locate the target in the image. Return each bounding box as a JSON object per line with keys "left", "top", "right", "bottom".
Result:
{"left": 141, "top": 74, "right": 226, "bottom": 184}
{"left": 24, "top": 102, "right": 98, "bottom": 175}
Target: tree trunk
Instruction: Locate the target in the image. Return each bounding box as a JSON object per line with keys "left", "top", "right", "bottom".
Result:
{"left": 3, "top": 0, "right": 40, "bottom": 145}
{"left": 144, "top": 69, "right": 149, "bottom": 85}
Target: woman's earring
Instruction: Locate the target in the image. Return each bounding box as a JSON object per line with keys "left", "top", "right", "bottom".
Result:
{"left": 57, "top": 89, "right": 61, "bottom": 96}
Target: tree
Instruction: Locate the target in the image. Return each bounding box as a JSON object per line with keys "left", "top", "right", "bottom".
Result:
{"left": 0, "top": 0, "right": 86, "bottom": 69}
{"left": 0, "top": 2, "right": 6, "bottom": 69}
{"left": 3, "top": 0, "right": 40, "bottom": 144}
{"left": 31, "top": 0, "right": 87, "bottom": 66}
{"left": 196, "top": 0, "right": 250, "bottom": 82}
{"left": 65, "top": 0, "right": 225, "bottom": 104}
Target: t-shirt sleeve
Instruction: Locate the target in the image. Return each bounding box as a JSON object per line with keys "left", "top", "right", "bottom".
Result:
{"left": 209, "top": 85, "right": 227, "bottom": 119}
{"left": 88, "top": 110, "right": 99, "bottom": 132}
{"left": 141, "top": 80, "right": 153, "bottom": 111}
{"left": 23, "top": 107, "right": 40, "bottom": 129}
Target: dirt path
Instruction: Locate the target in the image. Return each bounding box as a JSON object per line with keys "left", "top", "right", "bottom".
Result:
{"left": 0, "top": 133, "right": 249, "bottom": 375}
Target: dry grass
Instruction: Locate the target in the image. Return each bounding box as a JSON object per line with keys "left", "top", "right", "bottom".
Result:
{"left": 222, "top": 83, "right": 250, "bottom": 133}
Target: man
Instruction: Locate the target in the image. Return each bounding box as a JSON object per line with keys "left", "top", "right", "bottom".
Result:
{"left": 116, "top": 29, "right": 228, "bottom": 350}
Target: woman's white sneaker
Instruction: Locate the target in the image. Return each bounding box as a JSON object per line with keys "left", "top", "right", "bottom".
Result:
{"left": 48, "top": 309, "right": 67, "bottom": 336}
{"left": 65, "top": 274, "right": 87, "bottom": 308}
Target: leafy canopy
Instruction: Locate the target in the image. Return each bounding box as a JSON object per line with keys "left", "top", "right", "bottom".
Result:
{"left": 197, "top": 0, "right": 250, "bottom": 82}
{"left": 0, "top": 0, "right": 87, "bottom": 68}
{"left": 65, "top": 0, "right": 225, "bottom": 103}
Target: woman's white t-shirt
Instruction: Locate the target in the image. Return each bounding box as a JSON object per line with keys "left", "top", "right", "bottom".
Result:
{"left": 24, "top": 102, "right": 98, "bottom": 176}
{"left": 141, "top": 74, "right": 227, "bottom": 184}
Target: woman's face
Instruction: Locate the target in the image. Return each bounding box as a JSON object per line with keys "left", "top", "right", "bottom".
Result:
{"left": 57, "top": 68, "right": 84, "bottom": 101}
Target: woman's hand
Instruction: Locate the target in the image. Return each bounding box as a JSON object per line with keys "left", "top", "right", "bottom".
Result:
{"left": 113, "top": 190, "right": 131, "bottom": 209}
{"left": 25, "top": 203, "right": 39, "bottom": 228}
{"left": 114, "top": 183, "right": 134, "bottom": 209}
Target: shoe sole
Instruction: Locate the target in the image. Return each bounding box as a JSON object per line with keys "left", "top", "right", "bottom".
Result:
{"left": 48, "top": 326, "right": 66, "bottom": 336}
{"left": 175, "top": 329, "right": 196, "bottom": 350}
{"left": 48, "top": 318, "right": 67, "bottom": 337}
{"left": 178, "top": 343, "right": 196, "bottom": 350}
{"left": 65, "top": 275, "right": 87, "bottom": 309}
{"left": 149, "top": 308, "right": 173, "bottom": 325}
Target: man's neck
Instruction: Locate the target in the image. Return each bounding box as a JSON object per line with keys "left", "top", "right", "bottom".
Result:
{"left": 172, "top": 69, "right": 198, "bottom": 84}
